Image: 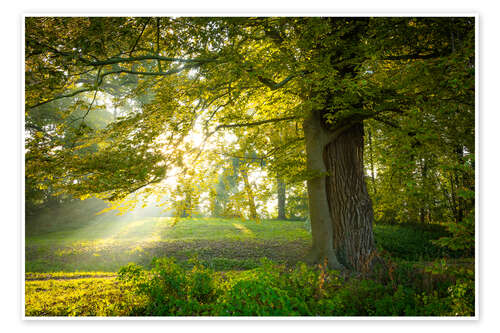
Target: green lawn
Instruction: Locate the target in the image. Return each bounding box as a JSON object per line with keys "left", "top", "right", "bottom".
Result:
{"left": 26, "top": 217, "right": 311, "bottom": 245}
{"left": 25, "top": 217, "right": 312, "bottom": 272}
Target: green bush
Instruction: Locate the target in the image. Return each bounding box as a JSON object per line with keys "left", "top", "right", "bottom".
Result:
{"left": 216, "top": 279, "right": 298, "bottom": 316}
{"left": 445, "top": 265, "right": 475, "bottom": 316}
{"left": 117, "top": 257, "right": 474, "bottom": 317}
{"left": 433, "top": 210, "right": 475, "bottom": 257}
{"left": 118, "top": 257, "right": 218, "bottom": 316}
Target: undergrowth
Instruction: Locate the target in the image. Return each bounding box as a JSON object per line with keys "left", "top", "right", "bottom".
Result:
{"left": 112, "top": 257, "right": 474, "bottom": 317}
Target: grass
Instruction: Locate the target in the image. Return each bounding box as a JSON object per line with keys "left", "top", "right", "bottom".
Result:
{"left": 26, "top": 217, "right": 312, "bottom": 272}
{"left": 25, "top": 216, "right": 473, "bottom": 316}
{"left": 26, "top": 217, "right": 310, "bottom": 245}
{"left": 25, "top": 276, "right": 146, "bottom": 316}
{"left": 25, "top": 216, "right": 461, "bottom": 273}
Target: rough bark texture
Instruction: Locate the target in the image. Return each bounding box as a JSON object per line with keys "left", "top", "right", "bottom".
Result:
{"left": 324, "top": 123, "right": 377, "bottom": 271}
{"left": 303, "top": 112, "right": 343, "bottom": 270}
{"left": 277, "top": 178, "right": 286, "bottom": 220}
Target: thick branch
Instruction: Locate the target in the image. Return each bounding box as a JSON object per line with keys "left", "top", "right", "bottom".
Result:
{"left": 256, "top": 74, "right": 296, "bottom": 90}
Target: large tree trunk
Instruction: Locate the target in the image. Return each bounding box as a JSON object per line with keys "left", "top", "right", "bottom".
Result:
{"left": 323, "top": 123, "right": 377, "bottom": 271}
{"left": 277, "top": 177, "right": 286, "bottom": 220}
{"left": 303, "top": 111, "right": 377, "bottom": 271}
{"left": 303, "top": 112, "right": 343, "bottom": 270}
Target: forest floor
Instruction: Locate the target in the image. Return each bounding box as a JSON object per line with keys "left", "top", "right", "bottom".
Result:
{"left": 24, "top": 216, "right": 473, "bottom": 316}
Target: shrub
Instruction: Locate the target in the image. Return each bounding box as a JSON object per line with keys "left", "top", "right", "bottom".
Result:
{"left": 215, "top": 279, "right": 298, "bottom": 316}
{"left": 118, "top": 257, "right": 218, "bottom": 315}
{"left": 117, "top": 257, "right": 474, "bottom": 317}
{"left": 433, "top": 210, "right": 475, "bottom": 257}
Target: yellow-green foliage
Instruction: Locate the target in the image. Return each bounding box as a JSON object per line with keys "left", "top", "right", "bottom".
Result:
{"left": 25, "top": 276, "right": 146, "bottom": 316}
{"left": 26, "top": 271, "right": 116, "bottom": 280}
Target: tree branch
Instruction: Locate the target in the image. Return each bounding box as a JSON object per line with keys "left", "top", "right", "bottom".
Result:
{"left": 79, "top": 87, "right": 99, "bottom": 124}
{"left": 28, "top": 64, "right": 196, "bottom": 109}
{"left": 372, "top": 115, "right": 400, "bottom": 129}
{"left": 256, "top": 74, "right": 296, "bottom": 90}
{"left": 27, "top": 87, "right": 95, "bottom": 109}
{"left": 99, "top": 65, "right": 194, "bottom": 78}
{"left": 87, "top": 55, "right": 218, "bottom": 66}
{"left": 129, "top": 17, "right": 151, "bottom": 56}
{"left": 383, "top": 51, "right": 447, "bottom": 61}
{"left": 216, "top": 116, "right": 297, "bottom": 130}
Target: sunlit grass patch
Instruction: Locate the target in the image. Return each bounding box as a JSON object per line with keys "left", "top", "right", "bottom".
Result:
{"left": 26, "top": 271, "right": 116, "bottom": 280}
{"left": 25, "top": 276, "right": 146, "bottom": 316}
{"left": 26, "top": 217, "right": 311, "bottom": 248}
{"left": 157, "top": 217, "right": 311, "bottom": 242}
{"left": 25, "top": 217, "right": 313, "bottom": 273}
{"left": 232, "top": 223, "right": 254, "bottom": 236}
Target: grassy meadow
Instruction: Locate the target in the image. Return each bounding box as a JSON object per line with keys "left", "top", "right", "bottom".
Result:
{"left": 25, "top": 215, "right": 474, "bottom": 317}
{"left": 26, "top": 217, "right": 312, "bottom": 272}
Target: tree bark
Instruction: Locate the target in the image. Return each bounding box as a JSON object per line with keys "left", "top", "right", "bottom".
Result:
{"left": 303, "top": 112, "right": 343, "bottom": 270}
{"left": 277, "top": 177, "right": 286, "bottom": 220}
{"left": 323, "top": 123, "right": 377, "bottom": 271}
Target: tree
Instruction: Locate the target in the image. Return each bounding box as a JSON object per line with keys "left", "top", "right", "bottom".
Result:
{"left": 25, "top": 17, "right": 475, "bottom": 271}
{"left": 276, "top": 178, "right": 286, "bottom": 220}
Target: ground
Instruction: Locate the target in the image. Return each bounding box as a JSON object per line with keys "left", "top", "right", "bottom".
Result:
{"left": 26, "top": 217, "right": 312, "bottom": 272}
{"left": 25, "top": 216, "right": 473, "bottom": 316}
